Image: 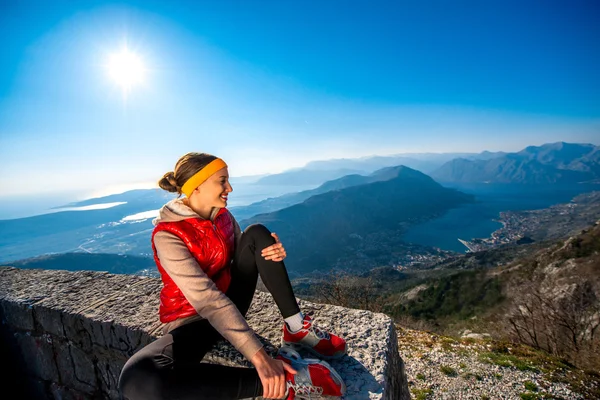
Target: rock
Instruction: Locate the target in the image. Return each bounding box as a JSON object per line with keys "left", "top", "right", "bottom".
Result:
{"left": 460, "top": 330, "right": 491, "bottom": 340}
{"left": 0, "top": 266, "right": 409, "bottom": 399}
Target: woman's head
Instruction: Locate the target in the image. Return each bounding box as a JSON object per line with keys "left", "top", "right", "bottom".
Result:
{"left": 159, "top": 152, "right": 232, "bottom": 217}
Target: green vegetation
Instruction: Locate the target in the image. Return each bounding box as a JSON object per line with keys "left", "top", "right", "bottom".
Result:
{"left": 518, "top": 392, "right": 555, "bottom": 400}
{"left": 416, "top": 373, "right": 426, "bottom": 380}
{"left": 479, "top": 351, "right": 539, "bottom": 372}
{"left": 559, "top": 223, "right": 600, "bottom": 259}
{"left": 392, "top": 270, "right": 504, "bottom": 321}
{"left": 523, "top": 381, "right": 538, "bottom": 391}
{"left": 441, "top": 337, "right": 457, "bottom": 351}
{"left": 440, "top": 365, "right": 458, "bottom": 377}
{"left": 411, "top": 387, "right": 433, "bottom": 400}
{"left": 477, "top": 342, "right": 600, "bottom": 399}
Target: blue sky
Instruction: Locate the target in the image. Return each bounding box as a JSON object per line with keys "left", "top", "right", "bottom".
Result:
{"left": 1, "top": 0, "right": 599, "bottom": 199}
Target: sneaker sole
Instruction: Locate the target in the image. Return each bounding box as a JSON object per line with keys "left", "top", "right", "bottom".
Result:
{"left": 278, "top": 346, "right": 347, "bottom": 397}
{"left": 281, "top": 340, "right": 348, "bottom": 360}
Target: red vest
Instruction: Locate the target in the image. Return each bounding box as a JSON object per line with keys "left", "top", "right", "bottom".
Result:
{"left": 151, "top": 208, "right": 236, "bottom": 323}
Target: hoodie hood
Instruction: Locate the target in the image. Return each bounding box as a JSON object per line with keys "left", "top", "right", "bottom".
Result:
{"left": 152, "top": 198, "right": 220, "bottom": 225}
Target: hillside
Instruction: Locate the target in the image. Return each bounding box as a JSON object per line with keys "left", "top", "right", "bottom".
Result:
{"left": 399, "top": 326, "right": 599, "bottom": 399}
{"left": 296, "top": 221, "right": 600, "bottom": 398}
{"left": 311, "top": 221, "right": 600, "bottom": 372}
{"left": 241, "top": 166, "right": 474, "bottom": 276}
{"left": 230, "top": 164, "right": 432, "bottom": 221}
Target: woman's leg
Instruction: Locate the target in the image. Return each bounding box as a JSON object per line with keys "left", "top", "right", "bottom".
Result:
{"left": 119, "top": 223, "right": 301, "bottom": 400}
{"left": 230, "top": 223, "right": 348, "bottom": 360}
{"left": 118, "top": 318, "right": 262, "bottom": 400}
{"left": 228, "top": 223, "right": 301, "bottom": 318}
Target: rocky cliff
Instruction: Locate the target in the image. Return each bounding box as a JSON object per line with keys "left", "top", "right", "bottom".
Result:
{"left": 0, "top": 266, "right": 409, "bottom": 399}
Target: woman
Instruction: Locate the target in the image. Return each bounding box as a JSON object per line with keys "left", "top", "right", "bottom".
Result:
{"left": 118, "top": 152, "right": 346, "bottom": 400}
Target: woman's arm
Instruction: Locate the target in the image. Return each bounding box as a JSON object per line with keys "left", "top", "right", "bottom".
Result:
{"left": 251, "top": 348, "right": 297, "bottom": 399}
{"left": 154, "top": 231, "right": 263, "bottom": 360}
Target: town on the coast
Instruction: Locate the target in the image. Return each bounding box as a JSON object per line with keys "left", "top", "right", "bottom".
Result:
{"left": 457, "top": 191, "right": 600, "bottom": 253}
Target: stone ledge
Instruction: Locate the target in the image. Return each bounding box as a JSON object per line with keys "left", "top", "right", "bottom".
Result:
{"left": 0, "top": 266, "right": 409, "bottom": 399}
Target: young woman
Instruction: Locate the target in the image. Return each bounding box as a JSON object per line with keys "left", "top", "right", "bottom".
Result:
{"left": 118, "top": 152, "right": 347, "bottom": 400}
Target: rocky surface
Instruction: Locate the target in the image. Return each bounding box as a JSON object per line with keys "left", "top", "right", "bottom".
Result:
{"left": 398, "top": 326, "right": 599, "bottom": 400}
{"left": 0, "top": 266, "right": 408, "bottom": 399}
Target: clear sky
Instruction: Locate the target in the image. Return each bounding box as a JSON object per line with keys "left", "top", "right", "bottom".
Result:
{"left": 1, "top": 0, "right": 599, "bottom": 199}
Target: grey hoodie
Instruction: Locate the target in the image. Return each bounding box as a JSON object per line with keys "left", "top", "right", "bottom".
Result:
{"left": 152, "top": 198, "right": 262, "bottom": 361}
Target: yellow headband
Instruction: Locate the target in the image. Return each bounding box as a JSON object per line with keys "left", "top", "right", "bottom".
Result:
{"left": 181, "top": 158, "right": 228, "bottom": 197}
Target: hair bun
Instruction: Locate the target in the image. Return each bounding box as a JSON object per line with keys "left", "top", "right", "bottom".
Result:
{"left": 158, "top": 171, "right": 179, "bottom": 193}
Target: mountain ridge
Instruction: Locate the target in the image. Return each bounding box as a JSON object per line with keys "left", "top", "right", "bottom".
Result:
{"left": 241, "top": 166, "right": 475, "bottom": 275}
{"left": 432, "top": 142, "right": 599, "bottom": 184}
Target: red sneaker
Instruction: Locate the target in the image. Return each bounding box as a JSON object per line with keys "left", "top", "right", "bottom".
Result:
{"left": 277, "top": 346, "right": 346, "bottom": 399}
{"left": 282, "top": 315, "right": 347, "bottom": 360}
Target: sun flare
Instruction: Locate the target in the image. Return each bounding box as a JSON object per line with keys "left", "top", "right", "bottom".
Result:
{"left": 107, "top": 47, "right": 146, "bottom": 91}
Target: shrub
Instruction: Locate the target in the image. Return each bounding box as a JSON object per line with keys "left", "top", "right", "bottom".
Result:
{"left": 524, "top": 381, "right": 538, "bottom": 391}
{"left": 440, "top": 365, "right": 458, "bottom": 377}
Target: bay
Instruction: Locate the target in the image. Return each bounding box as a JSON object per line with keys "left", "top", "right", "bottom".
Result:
{"left": 402, "top": 183, "right": 600, "bottom": 253}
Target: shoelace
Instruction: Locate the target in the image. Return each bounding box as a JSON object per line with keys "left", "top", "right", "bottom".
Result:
{"left": 291, "top": 383, "right": 324, "bottom": 398}
{"left": 307, "top": 318, "right": 331, "bottom": 340}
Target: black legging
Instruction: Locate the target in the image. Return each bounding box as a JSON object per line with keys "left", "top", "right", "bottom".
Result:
{"left": 118, "top": 223, "right": 300, "bottom": 400}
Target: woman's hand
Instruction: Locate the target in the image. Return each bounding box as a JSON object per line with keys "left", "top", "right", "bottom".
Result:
{"left": 251, "top": 348, "right": 296, "bottom": 399}
{"left": 261, "top": 232, "right": 287, "bottom": 262}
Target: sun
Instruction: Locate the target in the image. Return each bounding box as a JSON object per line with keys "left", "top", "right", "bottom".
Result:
{"left": 107, "top": 47, "right": 146, "bottom": 92}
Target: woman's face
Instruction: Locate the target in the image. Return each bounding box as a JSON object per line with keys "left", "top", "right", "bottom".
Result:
{"left": 189, "top": 167, "right": 233, "bottom": 216}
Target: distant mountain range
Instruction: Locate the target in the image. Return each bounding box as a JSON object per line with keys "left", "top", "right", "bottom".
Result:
{"left": 1, "top": 142, "right": 598, "bottom": 276}
{"left": 240, "top": 166, "right": 475, "bottom": 276}
{"left": 230, "top": 165, "right": 427, "bottom": 221}
{"left": 431, "top": 142, "right": 600, "bottom": 184}
{"left": 253, "top": 151, "right": 507, "bottom": 186}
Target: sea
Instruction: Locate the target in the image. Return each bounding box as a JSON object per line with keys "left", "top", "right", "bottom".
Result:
{"left": 402, "top": 183, "right": 600, "bottom": 253}
{"left": 1, "top": 181, "right": 598, "bottom": 263}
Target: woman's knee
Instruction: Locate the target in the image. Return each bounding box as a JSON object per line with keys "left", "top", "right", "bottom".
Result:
{"left": 119, "top": 355, "right": 164, "bottom": 400}
{"left": 243, "top": 224, "right": 274, "bottom": 245}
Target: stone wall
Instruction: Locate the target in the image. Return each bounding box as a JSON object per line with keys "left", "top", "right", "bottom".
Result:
{"left": 0, "top": 266, "right": 409, "bottom": 399}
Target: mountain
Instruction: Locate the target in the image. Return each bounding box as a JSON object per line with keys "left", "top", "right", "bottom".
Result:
{"left": 230, "top": 165, "right": 415, "bottom": 221}
{"left": 302, "top": 152, "right": 507, "bottom": 173}
{"left": 240, "top": 166, "right": 474, "bottom": 276}
{"left": 252, "top": 152, "right": 505, "bottom": 186}
{"left": 431, "top": 142, "right": 600, "bottom": 184}
{"left": 303, "top": 156, "right": 440, "bottom": 174}
{"left": 468, "top": 150, "right": 508, "bottom": 160}
{"left": 254, "top": 168, "right": 366, "bottom": 185}
{"left": 516, "top": 141, "right": 598, "bottom": 166}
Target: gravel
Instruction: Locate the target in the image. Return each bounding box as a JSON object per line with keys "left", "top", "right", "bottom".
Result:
{"left": 397, "top": 326, "right": 594, "bottom": 400}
